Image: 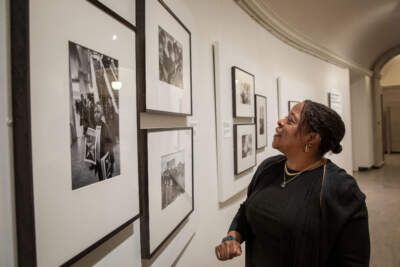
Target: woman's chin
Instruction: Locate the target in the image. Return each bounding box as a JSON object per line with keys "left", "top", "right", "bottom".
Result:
{"left": 272, "top": 135, "right": 280, "bottom": 149}
{"left": 272, "top": 140, "right": 278, "bottom": 149}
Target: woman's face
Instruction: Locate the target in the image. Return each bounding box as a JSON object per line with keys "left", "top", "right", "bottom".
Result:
{"left": 272, "top": 102, "right": 305, "bottom": 155}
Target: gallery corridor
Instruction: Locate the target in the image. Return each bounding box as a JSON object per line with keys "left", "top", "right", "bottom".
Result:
{"left": 355, "top": 154, "right": 400, "bottom": 267}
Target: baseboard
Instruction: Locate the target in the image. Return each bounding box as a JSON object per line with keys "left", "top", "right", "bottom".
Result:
{"left": 372, "top": 161, "right": 385, "bottom": 169}
{"left": 358, "top": 166, "right": 373, "bottom": 172}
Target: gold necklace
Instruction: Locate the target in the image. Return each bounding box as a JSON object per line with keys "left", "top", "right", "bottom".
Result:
{"left": 281, "top": 159, "right": 324, "bottom": 189}
{"left": 284, "top": 164, "right": 301, "bottom": 176}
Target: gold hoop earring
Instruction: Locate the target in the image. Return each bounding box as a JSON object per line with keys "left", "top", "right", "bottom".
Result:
{"left": 305, "top": 144, "right": 310, "bottom": 153}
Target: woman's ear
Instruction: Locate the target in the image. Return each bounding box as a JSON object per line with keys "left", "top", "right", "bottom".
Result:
{"left": 307, "top": 132, "right": 321, "bottom": 146}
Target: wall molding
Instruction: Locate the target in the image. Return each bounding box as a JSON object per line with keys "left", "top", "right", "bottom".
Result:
{"left": 235, "top": 0, "right": 373, "bottom": 76}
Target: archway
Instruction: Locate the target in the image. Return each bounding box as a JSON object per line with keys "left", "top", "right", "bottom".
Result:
{"left": 371, "top": 45, "right": 400, "bottom": 167}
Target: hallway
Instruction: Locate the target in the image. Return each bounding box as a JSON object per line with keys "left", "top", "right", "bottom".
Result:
{"left": 355, "top": 154, "right": 400, "bottom": 267}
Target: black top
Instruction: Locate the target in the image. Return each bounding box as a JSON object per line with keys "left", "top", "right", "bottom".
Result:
{"left": 229, "top": 155, "right": 370, "bottom": 267}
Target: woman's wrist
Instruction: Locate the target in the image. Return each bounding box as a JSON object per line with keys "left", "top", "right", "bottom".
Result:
{"left": 226, "top": 231, "right": 242, "bottom": 243}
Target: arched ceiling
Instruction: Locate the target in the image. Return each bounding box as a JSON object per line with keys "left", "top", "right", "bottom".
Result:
{"left": 236, "top": 0, "right": 400, "bottom": 74}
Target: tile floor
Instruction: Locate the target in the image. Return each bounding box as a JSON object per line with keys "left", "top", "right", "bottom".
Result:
{"left": 354, "top": 154, "right": 400, "bottom": 267}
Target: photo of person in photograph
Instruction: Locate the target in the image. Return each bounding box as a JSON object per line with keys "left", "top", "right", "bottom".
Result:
{"left": 158, "top": 26, "right": 184, "bottom": 89}
{"left": 259, "top": 106, "right": 265, "bottom": 135}
{"left": 69, "top": 41, "right": 121, "bottom": 190}
{"left": 240, "top": 82, "right": 251, "bottom": 105}
{"left": 242, "top": 134, "right": 253, "bottom": 158}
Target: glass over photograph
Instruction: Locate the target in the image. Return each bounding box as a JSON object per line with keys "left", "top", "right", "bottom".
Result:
{"left": 242, "top": 134, "right": 253, "bottom": 158}
{"left": 158, "top": 26, "right": 183, "bottom": 89}
{"left": 259, "top": 105, "right": 265, "bottom": 135}
{"left": 69, "top": 41, "right": 121, "bottom": 190}
{"left": 240, "top": 82, "right": 251, "bottom": 105}
{"left": 161, "top": 150, "right": 185, "bottom": 210}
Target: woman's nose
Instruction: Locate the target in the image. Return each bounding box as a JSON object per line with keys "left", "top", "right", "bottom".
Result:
{"left": 277, "top": 118, "right": 285, "bottom": 127}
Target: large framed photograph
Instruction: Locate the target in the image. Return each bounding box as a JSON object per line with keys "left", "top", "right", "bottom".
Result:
{"left": 232, "top": 66, "right": 255, "bottom": 118}
{"left": 255, "top": 95, "right": 267, "bottom": 149}
{"left": 141, "top": 128, "right": 194, "bottom": 258}
{"left": 234, "top": 124, "right": 256, "bottom": 174}
{"left": 11, "top": 0, "right": 139, "bottom": 265}
{"left": 144, "top": 0, "right": 192, "bottom": 115}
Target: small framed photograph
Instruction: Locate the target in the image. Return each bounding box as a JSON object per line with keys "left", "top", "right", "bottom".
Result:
{"left": 255, "top": 95, "right": 267, "bottom": 149}
{"left": 232, "top": 66, "right": 255, "bottom": 118}
{"left": 101, "top": 152, "right": 113, "bottom": 179}
{"left": 288, "top": 100, "right": 300, "bottom": 114}
{"left": 142, "top": 127, "right": 194, "bottom": 258}
{"left": 144, "top": 0, "right": 192, "bottom": 115}
{"left": 234, "top": 124, "right": 256, "bottom": 174}
{"left": 84, "top": 127, "right": 97, "bottom": 164}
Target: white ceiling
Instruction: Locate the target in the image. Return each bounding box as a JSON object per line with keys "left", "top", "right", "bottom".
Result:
{"left": 250, "top": 0, "right": 400, "bottom": 70}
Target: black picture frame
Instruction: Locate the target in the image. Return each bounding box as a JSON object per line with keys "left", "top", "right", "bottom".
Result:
{"left": 233, "top": 124, "right": 257, "bottom": 175}
{"left": 139, "top": 127, "right": 194, "bottom": 259}
{"left": 232, "top": 66, "right": 255, "bottom": 118}
{"left": 137, "top": 0, "right": 193, "bottom": 116}
{"left": 87, "top": 0, "right": 136, "bottom": 31}
{"left": 11, "top": 0, "right": 140, "bottom": 266}
{"left": 255, "top": 94, "right": 267, "bottom": 149}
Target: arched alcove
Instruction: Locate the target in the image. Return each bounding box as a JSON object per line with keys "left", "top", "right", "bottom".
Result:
{"left": 371, "top": 45, "right": 400, "bottom": 165}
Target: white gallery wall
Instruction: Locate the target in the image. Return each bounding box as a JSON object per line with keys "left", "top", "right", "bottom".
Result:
{"left": 350, "top": 73, "right": 375, "bottom": 170}
{"left": 3, "top": 0, "right": 355, "bottom": 266}
{"left": 0, "top": 0, "right": 17, "bottom": 266}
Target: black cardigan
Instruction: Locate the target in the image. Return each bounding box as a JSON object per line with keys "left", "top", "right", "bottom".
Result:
{"left": 229, "top": 155, "right": 370, "bottom": 267}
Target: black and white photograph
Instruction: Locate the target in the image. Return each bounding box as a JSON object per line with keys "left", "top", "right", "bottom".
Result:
{"left": 259, "top": 106, "right": 265, "bottom": 135}
{"left": 288, "top": 100, "right": 300, "bottom": 114}
{"left": 232, "top": 66, "right": 255, "bottom": 118}
{"left": 161, "top": 150, "right": 185, "bottom": 210}
{"left": 101, "top": 152, "right": 113, "bottom": 180}
{"left": 234, "top": 124, "right": 256, "bottom": 174}
{"left": 256, "top": 95, "right": 267, "bottom": 149}
{"left": 241, "top": 134, "right": 253, "bottom": 158}
{"left": 84, "top": 127, "right": 98, "bottom": 164}
{"left": 240, "top": 82, "right": 251, "bottom": 105}
{"left": 69, "top": 41, "right": 121, "bottom": 190}
{"left": 159, "top": 26, "right": 184, "bottom": 89}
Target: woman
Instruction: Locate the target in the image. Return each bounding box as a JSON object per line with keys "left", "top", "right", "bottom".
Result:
{"left": 215, "top": 100, "right": 370, "bottom": 266}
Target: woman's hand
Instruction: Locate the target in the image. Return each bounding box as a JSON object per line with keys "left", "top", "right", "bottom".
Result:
{"left": 215, "top": 240, "right": 242, "bottom": 261}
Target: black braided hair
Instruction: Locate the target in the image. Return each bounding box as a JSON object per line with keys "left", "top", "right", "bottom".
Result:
{"left": 299, "top": 100, "right": 345, "bottom": 155}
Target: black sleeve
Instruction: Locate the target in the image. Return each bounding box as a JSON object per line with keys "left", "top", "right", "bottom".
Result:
{"left": 334, "top": 201, "right": 370, "bottom": 267}
{"left": 228, "top": 202, "right": 247, "bottom": 242}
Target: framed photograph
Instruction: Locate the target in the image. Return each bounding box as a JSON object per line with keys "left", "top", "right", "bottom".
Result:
{"left": 232, "top": 66, "right": 255, "bottom": 118}
{"left": 143, "top": 0, "right": 192, "bottom": 115}
{"left": 288, "top": 100, "right": 300, "bottom": 114}
{"left": 83, "top": 127, "right": 98, "bottom": 164}
{"left": 234, "top": 124, "right": 256, "bottom": 174}
{"left": 255, "top": 95, "right": 267, "bottom": 149}
{"left": 141, "top": 128, "right": 194, "bottom": 258}
{"left": 87, "top": 0, "right": 136, "bottom": 30}
{"left": 11, "top": 0, "right": 139, "bottom": 265}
